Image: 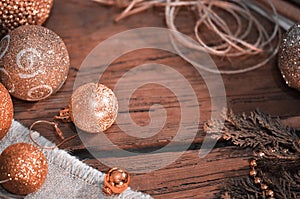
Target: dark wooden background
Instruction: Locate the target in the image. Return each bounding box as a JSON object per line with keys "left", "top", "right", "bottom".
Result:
{"left": 12, "top": 0, "right": 300, "bottom": 198}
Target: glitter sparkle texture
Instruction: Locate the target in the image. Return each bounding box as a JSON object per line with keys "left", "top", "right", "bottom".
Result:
{"left": 278, "top": 23, "right": 300, "bottom": 91}
{"left": 0, "top": 143, "right": 48, "bottom": 195}
{"left": 0, "top": 82, "right": 13, "bottom": 140}
{"left": 0, "top": 25, "right": 70, "bottom": 101}
{"left": 70, "top": 83, "right": 118, "bottom": 133}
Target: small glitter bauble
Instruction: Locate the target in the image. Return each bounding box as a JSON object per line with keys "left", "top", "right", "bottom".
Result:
{"left": 70, "top": 83, "right": 118, "bottom": 133}
{"left": 0, "top": 0, "right": 53, "bottom": 38}
{"left": 0, "top": 83, "right": 13, "bottom": 140}
{"left": 0, "top": 25, "right": 70, "bottom": 101}
{"left": 103, "top": 168, "right": 130, "bottom": 195}
{"left": 278, "top": 23, "right": 300, "bottom": 91}
{"left": 0, "top": 143, "right": 48, "bottom": 195}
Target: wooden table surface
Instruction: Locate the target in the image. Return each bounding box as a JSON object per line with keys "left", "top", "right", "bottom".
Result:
{"left": 12, "top": 0, "right": 300, "bottom": 198}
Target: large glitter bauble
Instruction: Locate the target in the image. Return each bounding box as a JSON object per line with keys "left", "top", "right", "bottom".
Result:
{"left": 70, "top": 83, "right": 118, "bottom": 133}
{"left": 0, "top": 0, "right": 53, "bottom": 38}
{"left": 0, "top": 25, "right": 70, "bottom": 101}
{"left": 278, "top": 23, "right": 300, "bottom": 91}
{"left": 0, "top": 83, "right": 13, "bottom": 140}
{"left": 0, "top": 143, "right": 48, "bottom": 195}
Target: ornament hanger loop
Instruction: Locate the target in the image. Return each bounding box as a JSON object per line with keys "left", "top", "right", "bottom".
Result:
{"left": 30, "top": 120, "right": 65, "bottom": 139}
{"left": 29, "top": 120, "right": 64, "bottom": 150}
{"left": 29, "top": 120, "right": 78, "bottom": 150}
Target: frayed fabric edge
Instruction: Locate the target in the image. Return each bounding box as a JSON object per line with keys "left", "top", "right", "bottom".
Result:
{"left": 1, "top": 120, "right": 153, "bottom": 199}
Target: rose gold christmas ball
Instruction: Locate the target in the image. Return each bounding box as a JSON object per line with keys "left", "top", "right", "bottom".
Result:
{"left": 0, "top": 143, "right": 48, "bottom": 195}
{"left": 70, "top": 83, "right": 118, "bottom": 133}
{"left": 0, "top": 25, "right": 70, "bottom": 101}
{"left": 278, "top": 23, "right": 300, "bottom": 91}
{"left": 0, "top": 0, "right": 53, "bottom": 38}
{"left": 0, "top": 83, "right": 13, "bottom": 140}
{"left": 103, "top": 168, "right": 130, "bottom": 195}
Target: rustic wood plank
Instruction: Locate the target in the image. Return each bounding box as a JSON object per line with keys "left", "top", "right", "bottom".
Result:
{"left": 9, "top": 0, "right": 300, "bottom": 198}
{"left": 282, "top": 116, "right": 300, "bottom": 130}
{"left": 84, "top": 146, "right": 250, "bottom": 199}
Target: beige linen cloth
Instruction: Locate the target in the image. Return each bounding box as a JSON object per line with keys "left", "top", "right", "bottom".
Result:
{"left": 0, "top": 120, "right": 153, "bottom": 199}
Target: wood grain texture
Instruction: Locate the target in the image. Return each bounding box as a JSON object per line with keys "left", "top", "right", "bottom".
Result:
{"left": 11, "top": 0, "right": 300, "bottom": 198}
{"left": 257, "top": 0, "right": 300, "bottom": 22}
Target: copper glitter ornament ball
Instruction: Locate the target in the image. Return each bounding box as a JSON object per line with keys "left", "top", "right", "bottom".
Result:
{"left": 0, "top": 83, "right": 13, "bottom": 140}
{"left": 70, "top": 83, "right": 118, "bottom": 133}
{"left": 0, "top": 0, "right": 53, "bottom": 38}
{"left": 0, "top": 25, "right": 70, "bottom": 101}
{"left": 0, "top": 143, "right": 48, "bottom": 195}
{"left": 278, "top": 23, "right": 300, "bottom": 91}
{"left": 103, "top": 168, "right": 130, "bottom": 195}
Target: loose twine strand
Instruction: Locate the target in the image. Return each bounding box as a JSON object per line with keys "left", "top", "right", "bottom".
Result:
{"left": 93, "top": 0, "right": 280, "bottom": 74}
